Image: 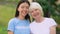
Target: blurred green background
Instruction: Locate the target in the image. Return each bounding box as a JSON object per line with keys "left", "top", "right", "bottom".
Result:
{"left": 0, "top": 0, "right": 60, "bottom": 34}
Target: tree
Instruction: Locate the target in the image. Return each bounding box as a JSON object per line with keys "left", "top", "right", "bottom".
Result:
{"left": 32, "top": 0, "right": 60, "bottom": 24}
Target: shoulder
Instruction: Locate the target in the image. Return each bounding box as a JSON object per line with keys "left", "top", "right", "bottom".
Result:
{"left": 30, "top": 21, "right": 35, "bottom": 26}
{"left": 26, "top": 19, "right": 30, "bottom": 22}
{"left": 45, "top": 17, "right": 57, "bottom": 26}
{"left": 44, "top": 17, "right": 55, "bottom": 21}
{"left": 8, "top": 18, "right": 17, "bottom": 24}
{"left": 44, "top": 17, "right": 56, "bottom": 24}
{"left": 9, "top": 18, "right": 17, "bottom": 22}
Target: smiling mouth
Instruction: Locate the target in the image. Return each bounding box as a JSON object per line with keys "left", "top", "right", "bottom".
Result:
{"left": 34, "top": 13, "right": 39, "bottom": 17}
{"left": 23, "top": 11, "right": 27, "bottom": 14}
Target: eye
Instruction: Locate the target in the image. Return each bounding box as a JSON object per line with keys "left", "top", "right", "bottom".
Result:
{"left": 35, "top": 9, "right": 38, "bottom": 11}
{"left": 30, "top": 11, "right": 34, "bottom": 14}
{"left": 21, "top": 6, "right": 24, "bottom": 8}
{"left": 26, "top": 6, "right": 29, "bottom": 9}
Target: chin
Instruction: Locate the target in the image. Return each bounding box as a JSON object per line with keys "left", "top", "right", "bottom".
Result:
{"left": 35, "top": 16, "right": 40, "bottom": 19}
{"left": 33, "top": 17, "right": 37, "bottom": 19}
{"left": 22, "top": 14, "right": 26, "bottom": 17}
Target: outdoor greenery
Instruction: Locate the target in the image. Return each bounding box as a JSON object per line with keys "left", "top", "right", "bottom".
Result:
{"left": 0, "top": 1, "right": 16, "bottom": 34}
{"left": 36, "top": 0, "right": 60, "bottom": 32}
{"left": 0, "top": 0, "right": 60, "bottom": 34}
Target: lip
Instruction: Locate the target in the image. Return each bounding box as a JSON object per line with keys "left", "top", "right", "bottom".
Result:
{"left": 33, "top": 13, "right": 39, "bottom": 17}
{"left": 22, "top": 11, "right": 28, "bottom": 15}
{"left": 23, "top": 11, "right": 27, "bottom": 13}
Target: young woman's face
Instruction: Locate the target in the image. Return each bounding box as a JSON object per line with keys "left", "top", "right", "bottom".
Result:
{"left": 30, "top": 9, "right": 42, "bottom": 19}
{"left": 18, "top": 2, "right": 29, "bottom": 17}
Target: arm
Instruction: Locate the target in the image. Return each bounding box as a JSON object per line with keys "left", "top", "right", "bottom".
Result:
{"left": 7, "top": 19, "right": 15, "bottom": 34}
{"left": 8, "top": 30, "right": 14, "bottom": 34}
{"left": 50, "top": 25, "right": 56, "bottom": 34}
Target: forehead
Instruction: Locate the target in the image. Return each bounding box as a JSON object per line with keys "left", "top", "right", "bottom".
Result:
{"left": 20, "top": 2, "right": 29, "bottom": 6}
{"left": 29, "top": 8, "right": 39, "bottom": 12}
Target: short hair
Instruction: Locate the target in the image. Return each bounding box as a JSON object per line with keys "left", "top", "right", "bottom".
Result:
{"left": 29, "top": 2, "right": 44, "bottom": 16}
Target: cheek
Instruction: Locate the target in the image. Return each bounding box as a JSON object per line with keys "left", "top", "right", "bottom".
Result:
{"left": 39, "top": 11, "right": 42, "bottom": 16}
{"left": 27, "top": 9, "right": 29, "bottom": 12}
{"left": 18, "top": 8, "right": 23, "bottom": 14}
{"left": 18, "top": 7, "right": 21, "bottom": 12}
{"left": 31, "top": 13, "right": 35, "bottom": 17}
{"left": 26, "top": 9, "right": 28, "bottom": 13}
{"left": 36, "top": 10, "right": 41, "bottom": 15}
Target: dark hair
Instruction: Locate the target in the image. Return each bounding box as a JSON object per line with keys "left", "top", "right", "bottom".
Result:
{"left": 15, "top": 0, "right": 31, "bottom": 22}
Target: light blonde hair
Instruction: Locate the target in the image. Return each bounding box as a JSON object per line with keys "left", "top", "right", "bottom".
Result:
{"left": 29, "top": 2, "right": 44, "bottom": 16}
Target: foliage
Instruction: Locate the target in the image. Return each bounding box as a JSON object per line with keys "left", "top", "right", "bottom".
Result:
{"left": 36, "top": 0, "right": 60, "bottom": 24}
{"left": 36, "top": 0, "right": 60, "bottom": 31}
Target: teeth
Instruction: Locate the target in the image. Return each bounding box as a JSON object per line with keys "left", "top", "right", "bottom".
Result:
{"left": 34, "top": 13, "right": 39, "bottom": 17}
{"left": 34, "top": 14, "right": 37, "bottom": 16}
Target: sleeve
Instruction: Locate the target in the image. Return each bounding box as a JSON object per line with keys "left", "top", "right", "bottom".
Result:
{"left": 49, "top": 18, "right": 57, "bottom": 27}
{"left": 7, "top": 19, "right": 15, "bottom": 32}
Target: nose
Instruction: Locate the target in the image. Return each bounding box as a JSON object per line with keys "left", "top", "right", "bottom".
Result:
{"left": 23, "top": 7, "right": 27, "bottom": 11}
{"left": 33, "top": 11, "right": 36, "bottom": 14}
{"left": 23, "top": 7, "right": 28, "bottom": 13}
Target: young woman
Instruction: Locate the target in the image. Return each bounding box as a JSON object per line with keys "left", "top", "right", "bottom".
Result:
{"left": 7, "top": 0, "right": 30, "bottom": 34}
{"left": 29, "top": 2, "right": 57, "bottom": 34}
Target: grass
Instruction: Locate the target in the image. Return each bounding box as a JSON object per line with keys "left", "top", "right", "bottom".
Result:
{"left": 0, "top": 3, "right": 16, "bottom": 34}
{"left": 0, "top": 4, "right": 16, "bottom": 25}
{"left": 0, "top": 26, "right": 7, "bottom": 34}
{"left": 0, "top": 2, "right": 60, "bottom": 34}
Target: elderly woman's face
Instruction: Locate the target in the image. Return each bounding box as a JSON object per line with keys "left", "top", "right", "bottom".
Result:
{"left": 29, "top": 8, "right": 42, "bottom": 19}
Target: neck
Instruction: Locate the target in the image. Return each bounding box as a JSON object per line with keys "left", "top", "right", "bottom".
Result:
{"left": 18, "top": 15, "right": 25, "bottom": 20}
{"left": 35, "top": 17, "right": 44, "bottom": 23}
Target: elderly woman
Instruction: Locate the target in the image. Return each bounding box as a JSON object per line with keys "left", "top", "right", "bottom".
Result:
{"left": 29, "top": 2, "right": 57, "bottom": 34}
